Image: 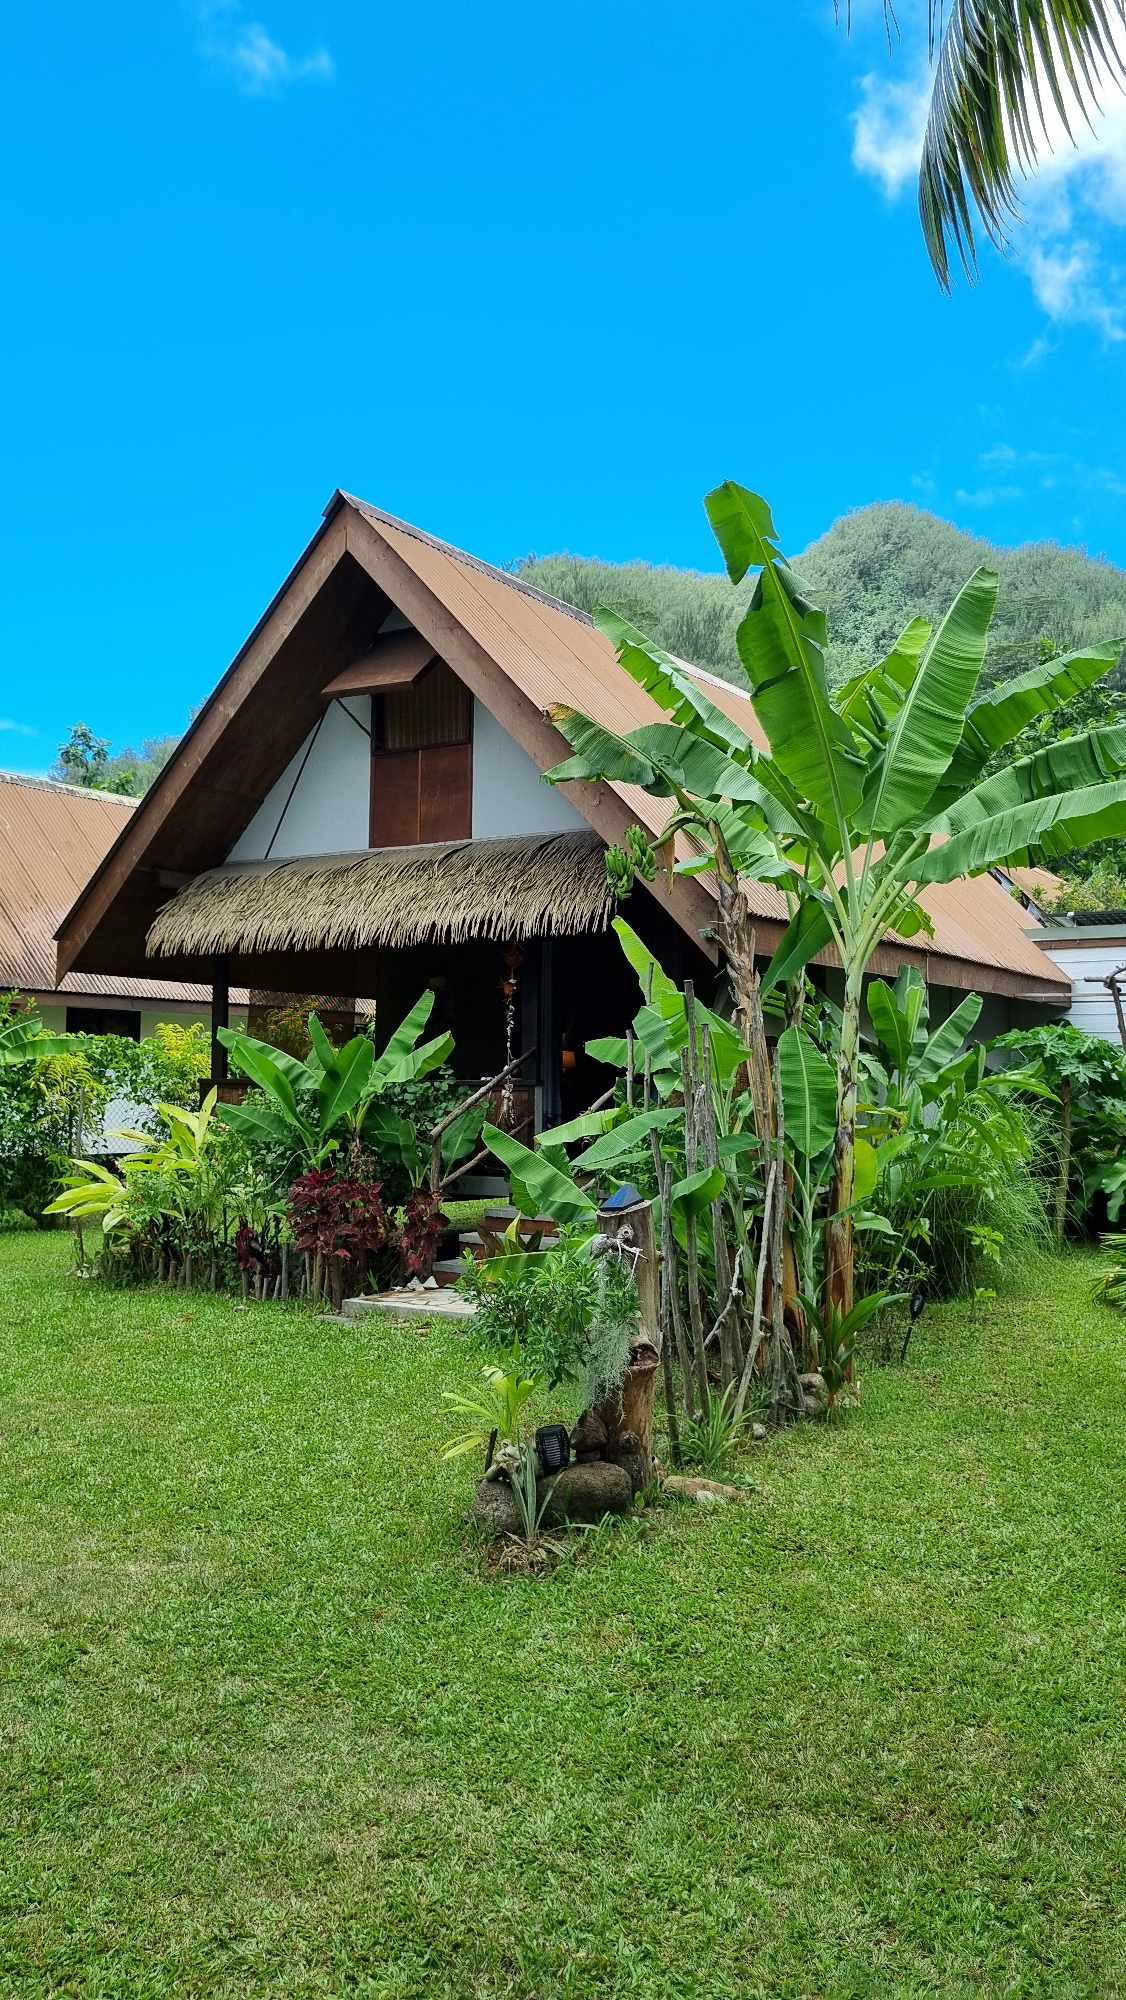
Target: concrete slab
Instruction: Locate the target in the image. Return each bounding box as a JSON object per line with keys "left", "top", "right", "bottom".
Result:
{"left": 341, "top": 1289, "right": 477, "bottom": 1323}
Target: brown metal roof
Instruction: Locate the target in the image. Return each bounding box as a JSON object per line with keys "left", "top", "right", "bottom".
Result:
{"left": 0, "top": 772, "right": 219, "bottom": 1004}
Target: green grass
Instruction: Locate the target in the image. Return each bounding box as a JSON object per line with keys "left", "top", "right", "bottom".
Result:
{"left": 1, "top": 1234, "right": 1123, "bottom": 1998}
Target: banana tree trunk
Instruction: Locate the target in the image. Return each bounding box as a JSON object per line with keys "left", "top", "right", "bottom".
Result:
{"left": 825, "top": 971, "right": 861, "bottom": 1326}
{"left": 711, "top": 858, "right": 805, "bottom": 1348}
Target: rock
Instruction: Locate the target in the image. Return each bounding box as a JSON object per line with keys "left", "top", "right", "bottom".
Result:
{"left": 605, "top": 1445, "right": 651, "bottom": 1497}
{"left": 538, "top": 1461, "right": 632, "bottom": 1527}
{"left": 571, "top": 1411, "right": 608, "bottom": 1462}
{"left": 662, "top": 1474, "right": 749, "bottom": 1506}
{"left": 472, "top": 1477, "right": 523, "bottom": 1538}
{"left": 751, "top": 1423, "right": 768, "bottom": 1442}
{"left": 799, "top": 1370, "right": 828, "bottom": 1418}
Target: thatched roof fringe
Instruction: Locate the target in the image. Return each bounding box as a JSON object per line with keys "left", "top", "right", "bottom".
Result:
{"left": 146, "top": 831, "right": 613, "bottom": 959}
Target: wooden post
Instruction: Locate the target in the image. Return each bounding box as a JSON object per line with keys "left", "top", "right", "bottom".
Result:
{"left": 210, "top": 954, "right": 230, "bottom": 1088}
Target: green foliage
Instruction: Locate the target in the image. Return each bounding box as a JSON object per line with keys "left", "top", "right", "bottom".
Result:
{"left": 1094, "top": 1234, "right": 1126, "bottom": 1310}
{"left": 0, "top": 997, "right": 89, "bottom": 1222}
{"left": 1044, "top": 859, "right": 1126, "bottom": 914}
{"left": 439, "top": 1365, "right": 539, "bottom": 1460}
{"left": 219, "top": 994, "right": 454, "bottom": 1173}
{"left": 459, "top": 1232, "right": 638, "bottom": 1403}
{"left": 994, "top": 1022, "right": 1126, "bottom": 1226}
{"left": 679, "top": 1382, "right": 754, "bottom": 1476}
{"left": 54, "top": 721, "right": 180, "bottom": 796}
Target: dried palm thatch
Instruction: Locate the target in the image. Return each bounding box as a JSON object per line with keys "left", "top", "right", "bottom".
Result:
{"left": 146, "top": 831, "right": 613, "bottom": 959}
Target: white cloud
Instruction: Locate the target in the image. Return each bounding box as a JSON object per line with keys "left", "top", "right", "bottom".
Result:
{"left": 198, "top": 3, "right": 334, "bottom": 95}
{"left": 848, "top": 18, "right": 1126, "bottom": 340}
{"left": 851, "top": 67, "right": 930, "bottom": 198}
{"left": 953, "top": 484, "right": 1023, "bottom": 508}
{"left": 0, "top": 719, "right": 36, "bottom": 737}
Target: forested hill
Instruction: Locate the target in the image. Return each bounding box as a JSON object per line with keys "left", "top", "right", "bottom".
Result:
{"left": 517, "top": 502, "right": 1126, "bottom": 690}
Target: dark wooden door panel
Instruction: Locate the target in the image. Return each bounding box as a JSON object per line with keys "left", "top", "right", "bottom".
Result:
{"left": 419, "top": 742, "right": 472, "bottom": 842}
{"left": 370, "top": 748, "right": 420, "bottom": 846}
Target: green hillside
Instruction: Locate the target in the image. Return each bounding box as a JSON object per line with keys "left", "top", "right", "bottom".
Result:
{"left": 518, "top": 501, "right": 1126, "bottom": 691}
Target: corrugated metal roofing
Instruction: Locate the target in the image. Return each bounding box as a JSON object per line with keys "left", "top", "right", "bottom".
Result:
{"left": 344, "top": 497, "right": 1068, "bottom": 995}
{"left": 0, "top": 772, "right": 217, "bottom": 1002}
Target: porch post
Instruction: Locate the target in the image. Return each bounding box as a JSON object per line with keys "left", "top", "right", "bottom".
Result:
{"left": 538, "top": 936, "right": 562, "bottom": 1130}
{"left": 210, "top": 953, "right": 230, "bottom": 1087}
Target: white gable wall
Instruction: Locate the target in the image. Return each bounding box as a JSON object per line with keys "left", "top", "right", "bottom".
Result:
{"left": 470, "top": 700, "right": 585, "bottom": 838}
{"left": 228, "top": 697, "right": 372, "bottom": 862}
{"left": 224, "top": 690, "right": 585, "bottom": 864}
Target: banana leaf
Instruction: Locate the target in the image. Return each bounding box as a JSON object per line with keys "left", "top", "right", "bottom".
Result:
{"left": 778, "top": 1026, "right": 836, "bottom": 1158}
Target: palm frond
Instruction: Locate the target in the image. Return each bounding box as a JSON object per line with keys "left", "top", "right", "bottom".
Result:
{"left": 918, "top": 1, "right": 1126, "bottom": 288}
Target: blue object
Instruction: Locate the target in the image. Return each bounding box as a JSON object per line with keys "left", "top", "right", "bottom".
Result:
{"left": 599, "top": 1183, "right": 644, "bottom": 1213}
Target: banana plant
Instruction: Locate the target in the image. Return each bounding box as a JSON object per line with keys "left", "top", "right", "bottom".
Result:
{"left": 217, "top": 992, "right": 455, "bottom": 1169}
{"left": 545, "top": 480, "right": 1126, "bottom": 1318}
{"left": 0, "top": 1016, "right": 72, "bottom": 1067}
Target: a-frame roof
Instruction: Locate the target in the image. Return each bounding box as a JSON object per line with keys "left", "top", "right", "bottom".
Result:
{"left": 56, "top": 491, "right": 1069, "bottom": 1005}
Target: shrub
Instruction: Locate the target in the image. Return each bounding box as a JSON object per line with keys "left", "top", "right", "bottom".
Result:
{"left": 287, "top": 1169, "right": 388, "bottom": 1309}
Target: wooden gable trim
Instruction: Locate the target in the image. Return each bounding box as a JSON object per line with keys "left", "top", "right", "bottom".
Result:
{"left": 56, "top": 510, "right": 356, "bottom": 981}
{"left": 341, "top": 507, "right": 721, "bottom": 963}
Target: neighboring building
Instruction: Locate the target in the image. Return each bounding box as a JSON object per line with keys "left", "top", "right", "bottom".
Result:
{"left": 0, "top": 771, "right": 247, "bottom": 1038}
{"left": 1031, "top": 919, "right": 1126, "bottom": 1047}
{"left": 54, "top": 492, "right": 1072, "bottom": 1130}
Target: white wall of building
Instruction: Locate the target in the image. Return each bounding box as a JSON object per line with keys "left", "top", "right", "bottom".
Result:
{"left": 1040, "top": 932, "right": 1126, "bottom": 1044}
{"left": 470, "top": 700, "right": 585, "bottom": 838}
{"left": 227, "top": 698, "right": 372, "bottom": 862}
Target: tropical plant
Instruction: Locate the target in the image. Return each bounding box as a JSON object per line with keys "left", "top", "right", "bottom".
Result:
{"left": 0, "top": 1010, "right": 71, "bottom": 1068}
{"left": 836, "top": 3, "right": 1126, "bottom": 288}
{"left": 439, "top": 1365, "right": 540, "bottom": 1461}
{"left": 545, "top": 481, "right": 1126, "bottom": 1322}
{"left": 1094, "top": 1233, "right": 1126, "bottom": 1309}
{"left": 45, "top": 1091, "right": 221, "bottom": 1258}
{"left": 993, "top": 1021, "right": 1126, "bottom": 1235}
{"left": 287, "top": 1168, "right": 387, "bottom": 1308}
{"left": 507, "top": 1444, "right": 556, "bottom": 1548}
{"left": 217, "top": 993, "right": 454, "bottom": 1172}
{"left": 796, "top": 1291, "right": 905, "bottom": 1414}
{"left": 679, "top": 1382, "right": 756, "bottom": 1477}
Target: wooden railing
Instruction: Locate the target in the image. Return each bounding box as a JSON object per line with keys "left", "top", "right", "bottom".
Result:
{"left": 427, "top": 1047, "right": 537, "bottom": 1194}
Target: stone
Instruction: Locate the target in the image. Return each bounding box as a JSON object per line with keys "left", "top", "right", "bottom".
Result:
{"left": 751, "top": 1423, "right": 768, "bottom": 1442}
{"left": 605, "top": 1444, "right": 651, "bottom": 1497}
{"left": 662, "top": 1474, "right": 749, "bottom": 1506}
{"left": 471, "top": 1477, "right": 523, "bottom": 1538}
{"left": 799, "top": 1371, "right": 829, "bottom": 1418}
{"left": 571, "top": 1411, "right": 608, "bottom": 1462}
{"left": 538, "top": 1461, "right": 632, "bottom": 1527}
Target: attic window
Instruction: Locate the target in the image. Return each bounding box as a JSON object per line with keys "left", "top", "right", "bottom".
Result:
{"left": 370, "top": 660, "right": 472, "bottom": 847}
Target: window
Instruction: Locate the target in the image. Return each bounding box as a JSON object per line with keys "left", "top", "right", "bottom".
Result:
{"left": 370, "top": 662, "right": 472, "bottom": 847}
{"left": 65, "top": 1007, "right": 141, "bottom": 1039}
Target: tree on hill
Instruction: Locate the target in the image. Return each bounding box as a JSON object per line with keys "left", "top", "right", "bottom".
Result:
{"left": 54, "top": 723, "right": 180, "bottom": 797}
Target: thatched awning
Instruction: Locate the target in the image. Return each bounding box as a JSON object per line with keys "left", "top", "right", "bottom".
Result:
{"left": 146, "top": 831, "right": 613, "bottom": 959}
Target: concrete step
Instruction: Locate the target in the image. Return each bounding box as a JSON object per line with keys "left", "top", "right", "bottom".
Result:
{"left": 342, "top": 1288, "right": 476, "bottom": 1323}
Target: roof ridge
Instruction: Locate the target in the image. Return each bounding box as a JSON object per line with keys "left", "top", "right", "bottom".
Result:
{"left": 336, "top": 490, "right": 754, "bottom": 699}
{"left": 0, "top": 769, "right": 138, "bottom": 804}
{"left": 336, "top": 492, "right": 598, "bottom": 629}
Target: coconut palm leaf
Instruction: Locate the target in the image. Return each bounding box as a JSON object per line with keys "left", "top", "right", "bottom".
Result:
{"left": 915, "top": 0, "right": 1126, "bottom": 287}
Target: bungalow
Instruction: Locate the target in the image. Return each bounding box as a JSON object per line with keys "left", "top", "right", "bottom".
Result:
{"left": 54, "top": 492, "right": 1072, "bottom": 1134}
{"left": 0, "top": 770, "right": 247, "bottom": 1038}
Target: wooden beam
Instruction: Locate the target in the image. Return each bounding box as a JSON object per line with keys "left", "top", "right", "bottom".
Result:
{"left": 55, "top": 509, "right": 356, "bottom": 981}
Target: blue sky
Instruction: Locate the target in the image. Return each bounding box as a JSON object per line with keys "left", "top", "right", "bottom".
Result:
{"left": 4, "top": 0, "right": 1126, "bottom": 772}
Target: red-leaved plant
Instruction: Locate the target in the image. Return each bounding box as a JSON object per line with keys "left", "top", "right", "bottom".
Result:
{"left": 398, "top": 1186, "right": 448, "bottom": 1282}
{"left": 288, "top": 1169, "right": 387, "bottom": 1309}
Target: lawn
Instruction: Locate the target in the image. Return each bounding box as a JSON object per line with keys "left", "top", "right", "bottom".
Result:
{"left": 0, "top": 1233, "right": 1122, "bottom": 1999}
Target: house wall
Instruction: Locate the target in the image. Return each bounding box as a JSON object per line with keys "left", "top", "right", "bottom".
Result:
{"left": 25, "top": 996, "right": 246, "bottom": 1038}
{"left": 470, "top": 701, "right": 585, "bottom": 838}
{"left": 224, "top": 688, "right": 583, "bottom": 864}
{"left": 1039, "top": 934, "right": 1126, "bottom": 1044}
{"left": 228, "top": 698, "right": 372, "bottom": 862}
